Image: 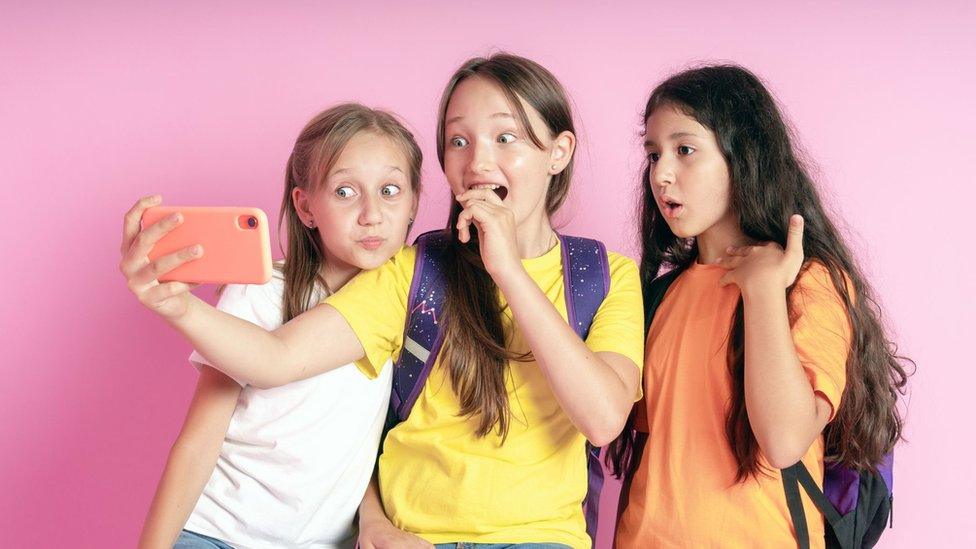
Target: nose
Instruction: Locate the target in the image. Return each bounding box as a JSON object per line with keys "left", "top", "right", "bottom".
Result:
{"left": 650, "top": 155, "right": 675, "bottom": 189}
{"left": 468, "top": 139, "right": 496, "bottom": 175}
{"left": 358, "top": 193, "right": 383, "bottom": 226}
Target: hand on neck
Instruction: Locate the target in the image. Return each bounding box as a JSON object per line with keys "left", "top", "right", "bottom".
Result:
{"left": 696, "top": 218, "right": 750, "bottom": 265}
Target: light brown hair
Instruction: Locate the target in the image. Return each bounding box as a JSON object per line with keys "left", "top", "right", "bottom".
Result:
{"left": 281, "top": 103, "right": 422, "bottom": 321}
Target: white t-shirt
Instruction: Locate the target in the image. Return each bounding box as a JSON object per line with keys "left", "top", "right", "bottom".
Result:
{"left": 184, "top": 274, "right": 393, "bottom": 549}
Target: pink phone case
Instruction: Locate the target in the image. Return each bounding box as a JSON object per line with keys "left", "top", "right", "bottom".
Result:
{"left": 141, "top": 206, "right": 273, "bottom": 285}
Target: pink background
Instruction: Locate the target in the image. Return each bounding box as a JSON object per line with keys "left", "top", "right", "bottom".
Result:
{"left": 2, "top": 1, "right": 972, "bottom": 547}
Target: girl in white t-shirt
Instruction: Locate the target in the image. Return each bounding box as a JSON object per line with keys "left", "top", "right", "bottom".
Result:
{"left": 130, "top": 103, "right": 424, "bottom": 549}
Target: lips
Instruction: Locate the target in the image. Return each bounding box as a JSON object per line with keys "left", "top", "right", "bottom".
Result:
{"left": 358, "top": 237, "right": 386, "bottom": 250}
{"left": 660, "top": 197, "right": 684, "bottom": 218}
{"left": 467, "top": 182, "right": 509, "bottom": 201}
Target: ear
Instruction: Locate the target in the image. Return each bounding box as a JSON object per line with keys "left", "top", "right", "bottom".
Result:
{"left": 548, "top": 130, "right": 576, "bottom": 174}
{"left": 291, "top": 187, "right": 314, "bottom": 226}
{"left": 410, "top": 191, "right": 420, "bottom": 220}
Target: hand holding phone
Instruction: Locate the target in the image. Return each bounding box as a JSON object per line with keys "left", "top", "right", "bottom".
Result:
{"left": 120, "top": 196, "right": 275, "bottom": 323}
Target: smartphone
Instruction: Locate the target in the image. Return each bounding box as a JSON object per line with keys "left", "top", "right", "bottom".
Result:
{"left": 142, "top": 206, "right": 273, "bottom": 285}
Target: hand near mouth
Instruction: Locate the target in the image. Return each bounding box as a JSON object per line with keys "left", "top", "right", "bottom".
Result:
{"left": 455, "top": 187, "right": 522, "bottom": 281}
{"left": 715, "top": 214, "right": 806, "bottom": 297}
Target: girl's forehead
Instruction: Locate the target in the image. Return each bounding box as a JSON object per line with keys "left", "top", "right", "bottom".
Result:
{"left": 446, "top": 77, "right": 516, "bottom": 120}
{"left": 645, "top": 106, "right": 709, "bottom": 139}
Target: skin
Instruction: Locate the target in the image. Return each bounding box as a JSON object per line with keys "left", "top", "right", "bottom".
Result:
{"left": 644, "top": 104, "right": 832, "bottom": 468}
{"left": 132, "top": 132, "right": 422, "bottom": 549}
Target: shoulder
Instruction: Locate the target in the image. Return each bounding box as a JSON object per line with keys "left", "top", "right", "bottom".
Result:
{"left": 794, "top": 260, "right": 852, "bottom": 302}
{"left": 790, "top": 260, "right": 855, "bottom": 327}
{"left": 606, "top": 250, "right": 638, "bottom": 271}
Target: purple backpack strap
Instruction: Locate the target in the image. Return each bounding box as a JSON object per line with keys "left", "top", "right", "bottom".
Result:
{"left": 559, "top": 235, "right": 611, "bottom": 544}
{"left": 388, "top": 231, "right": 450, "bottom": 425}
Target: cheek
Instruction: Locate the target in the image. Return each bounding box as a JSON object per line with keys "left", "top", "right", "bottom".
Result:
{"left": 312, "top": 204, "right": 357, "bottom": 242}
{"left": 443, "top": 153, "right": 466, "bottom": 189}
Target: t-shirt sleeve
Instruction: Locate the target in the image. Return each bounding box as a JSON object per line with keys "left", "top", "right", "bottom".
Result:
{"left": 584, "top": 252, "right": 646, "bottom": 401}
{"left": 790, "top": 262, "right": 852, "bottom": 422}
{"left": 324, "top": 245, "right": 413, "bottom": 379}
{"left": 189, "top": 281, "right": 284, "bottom": 387}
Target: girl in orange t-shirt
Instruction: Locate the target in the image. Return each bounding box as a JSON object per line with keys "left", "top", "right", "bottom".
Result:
{"left": 607, "top": 65, "right": 912, "bottom": 548}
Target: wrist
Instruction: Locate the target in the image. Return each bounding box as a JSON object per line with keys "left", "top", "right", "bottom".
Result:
{"left": 491, "top": 262, "right": 531, "bottom": 294}
{"left": 740, "top": 281, "right": 786, "bottom": 304}
{"left": 167, "top": 294, "right": 200, "bottom": 329}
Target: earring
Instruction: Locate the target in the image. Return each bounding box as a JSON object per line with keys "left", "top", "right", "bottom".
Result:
{"left": 307, "top": 220, "right": 315, "bottom": 228}
{"left": 551, "top": 164, "right": 558, "bottom": 171}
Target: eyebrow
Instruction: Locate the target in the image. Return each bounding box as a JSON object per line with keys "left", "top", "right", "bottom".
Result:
{"left": 643, "top": 131, "right": 702, "bottom": 148}
{"left": 445, "top": 112, "right": 514, "bottom": 125}
{"left": 329, "top": 166, "right": 405, "bottom": 177}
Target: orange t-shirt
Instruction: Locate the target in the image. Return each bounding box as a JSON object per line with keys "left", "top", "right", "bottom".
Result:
{"left": 616, "top": 260, "right": 850, "bottom": 548}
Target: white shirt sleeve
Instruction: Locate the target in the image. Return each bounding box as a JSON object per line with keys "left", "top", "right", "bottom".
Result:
{"left": 188, "top": 279, "right": 286, "bottom": 387}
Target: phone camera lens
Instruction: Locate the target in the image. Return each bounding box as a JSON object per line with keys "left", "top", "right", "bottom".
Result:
{"left": 247, "top": 216, "right": 257, "bottom": 228}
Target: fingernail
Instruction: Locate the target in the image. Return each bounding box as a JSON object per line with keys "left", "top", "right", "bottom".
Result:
{"left": 172, "top": 213, "right": 182, "bottom": 223}
{"left": 192, "top": 245, "right": 203, "bottom": 256}
{"left": 151, "top": 195, "right": 161, "bottom": 203}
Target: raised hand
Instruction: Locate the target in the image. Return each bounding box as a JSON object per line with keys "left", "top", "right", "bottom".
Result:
{"left": 119, "top": 195, "right": 202, "bottom": 321}
{"left": 454, "top": 187, "right": 522, "bottom": 280}
{"left": 716, "top": 214, "right": 805, "bottom": 296}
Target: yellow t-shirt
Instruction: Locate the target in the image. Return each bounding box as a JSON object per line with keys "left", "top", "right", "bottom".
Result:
{"left": 326, "top": 239, "right": 644, "bottom": 548}
{"left": 616, "top": 260, "right": 850, "bottom": 548}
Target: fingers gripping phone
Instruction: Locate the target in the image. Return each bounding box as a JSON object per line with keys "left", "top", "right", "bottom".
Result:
{"left": 142, "top": 206, "right": 273, "bottom": 285}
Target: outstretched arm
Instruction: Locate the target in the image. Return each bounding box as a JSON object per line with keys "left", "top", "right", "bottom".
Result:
{"left": 120, "top": 196, "right": 365, "bottom": 388}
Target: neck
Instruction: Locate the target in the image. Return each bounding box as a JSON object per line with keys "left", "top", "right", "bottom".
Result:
{"left": 515, "top": 213, "right": 557, "bottom": 259}
{"left": 319, "top": 256, "right": 361, "bottom": 293}
{"left": 696, "top": 214, "right": 750, "bottom": 265}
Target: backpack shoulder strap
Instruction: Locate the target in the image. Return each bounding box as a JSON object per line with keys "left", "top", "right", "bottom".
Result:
{"left": 558, "top": 234, "right": 611, "bottom": 545}
{"left": 559, "top": 235, "right": 610, "bottom": 339}
{"left": 388, "top": 230, "right": 451, "bottom": 425}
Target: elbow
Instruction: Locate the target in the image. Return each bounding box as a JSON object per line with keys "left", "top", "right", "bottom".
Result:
{"left": 758, "top": 434, "right": 810, "bottom": 469}
{"left": 581, "top": 412, "right": 629, "bottom": 447}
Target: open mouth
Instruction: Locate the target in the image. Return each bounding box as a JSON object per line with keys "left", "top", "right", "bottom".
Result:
{"left": 661, "top": 198, "right": 684, "bottom": 217}
{"left": 469, "top": 183, "right": 509, "bottom": 201}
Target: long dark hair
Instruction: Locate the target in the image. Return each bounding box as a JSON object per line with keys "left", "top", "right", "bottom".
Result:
{"left": 435, "top": 53, "right": 576, "bottom": 439}
{"left": 607, "top": 65, "right": 912, "bottom": 481}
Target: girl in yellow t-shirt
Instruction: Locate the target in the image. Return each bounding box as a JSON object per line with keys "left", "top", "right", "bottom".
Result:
{"left": 607, "top": 65, "right": 912, "bottom": 548}
{"left": 122, "top": 53, "right": 644, "bottom": 549}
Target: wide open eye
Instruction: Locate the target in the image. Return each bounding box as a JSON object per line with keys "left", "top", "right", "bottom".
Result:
{"left": 497, "top": 132, "right": 517, "bottom": 144}
{"left": 335, "top": 186, "right": 358, "bottom": 199}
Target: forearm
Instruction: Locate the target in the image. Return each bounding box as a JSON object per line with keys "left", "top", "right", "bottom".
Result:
{"left": 358, "top": 473, "right": 390, "bottom": 529}
{"left": 169, "top": 299, "right": 363, "bottom": 388}
{"left": 742, "top": 288, "right": 824, "bottom": 467}
{"left": 138, "top": 440, "right": 223, "bottom": 549}
{"left": 167, "top": 296, "right": 295, "bottom": 387}
{"left": 499, "top": 269, "right": 635, "bottom": 445}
